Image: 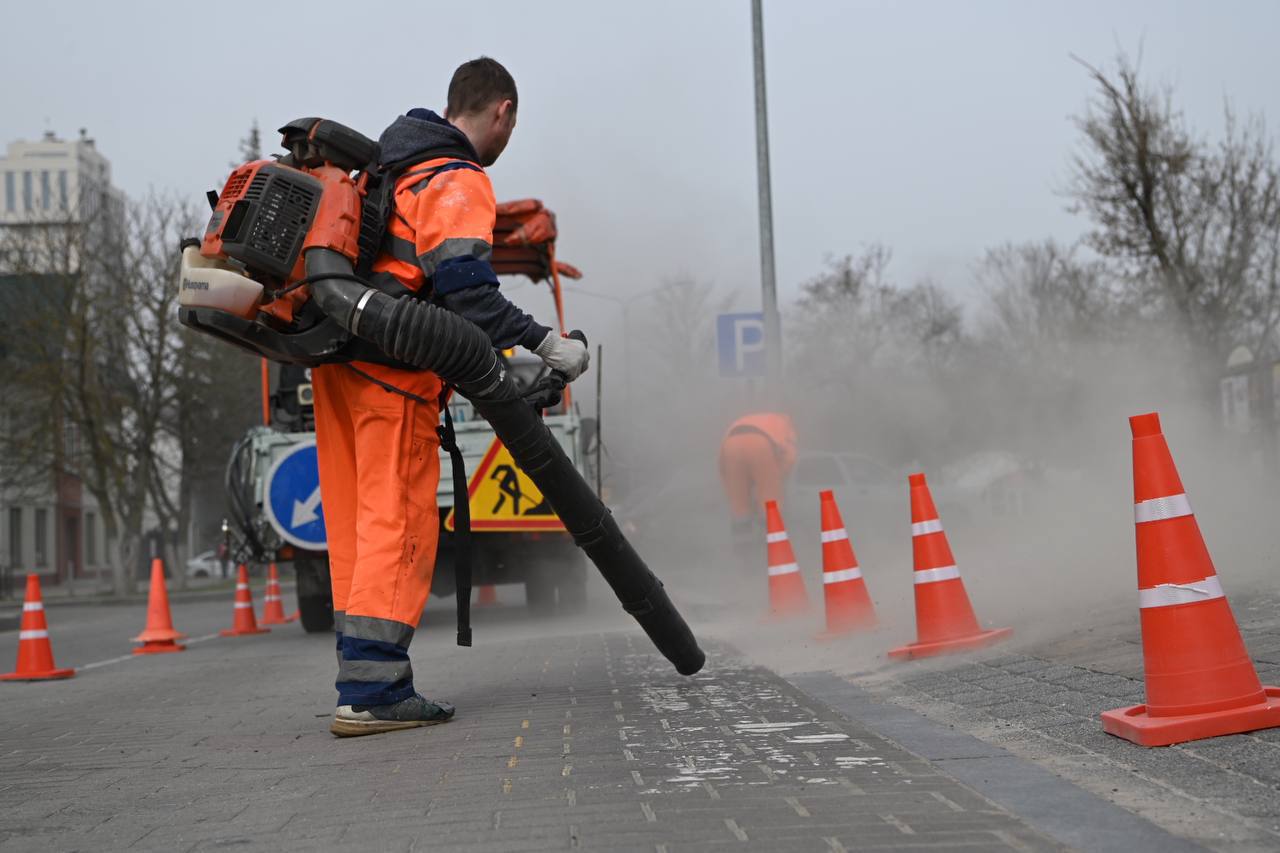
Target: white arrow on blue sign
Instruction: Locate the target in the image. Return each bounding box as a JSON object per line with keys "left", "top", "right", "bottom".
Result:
{"left": 263, "top": 440, "right": 328, "bottom": 551}
{"left": 716, "top": 312, "right": 767, "bottom": 378}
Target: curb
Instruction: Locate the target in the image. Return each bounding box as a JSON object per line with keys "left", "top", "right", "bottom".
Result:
{"left": 788, "top": 671, "right": 1208, "bottom": 853}
{"left": 0, "top": 584, "right": 297, "bottom": 633}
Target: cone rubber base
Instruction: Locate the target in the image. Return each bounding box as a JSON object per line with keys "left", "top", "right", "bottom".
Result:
{"left": 1101, "top": 686, "right": 1280, "bottom": 747}
{"left": 888, "top": 626, "right": 1012, "bottom": 661}
{"left": 0, "top": 667, "right": 75, "bottom": 681}
{"left": 133, "top": 631, "right": 186, "bottom": 644}
{"left": 219, "top": 627, "right": 270, "bottom": 637}
{"left": 133, "top": 641, "right": 186, "bottom": 655}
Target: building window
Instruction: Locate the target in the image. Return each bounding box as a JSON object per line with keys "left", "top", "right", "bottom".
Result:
{"left": 7, "top": 508, "right": 20, "bottom": 570}
{"left": 4, "top": 172, "right": 13, "bottom": 213}
{"left": 85, "top": 512, "right": 96, "bottom": 565}
{"left": 34, "top": 508, "right": 47, "bottom": 567}
{"left": 58, "top": 170, "right": 68, "bottom": 208}
{"left": 41, "top": 170, "right": 51, "bottom": 210}
{"left": 63, "top": 515, "right": 78, "bottom": 578}
{"left": 22, "top": 171, "right": 32, "bottom": 212}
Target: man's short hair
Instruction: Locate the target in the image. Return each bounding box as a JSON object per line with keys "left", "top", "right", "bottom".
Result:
{"left": 447, "top": 57, "right": 518, "bottom": 117}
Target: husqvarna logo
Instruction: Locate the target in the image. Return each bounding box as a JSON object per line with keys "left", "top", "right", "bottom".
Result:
{"left": 181, "top": 278, "right": 209, "bottom": 291}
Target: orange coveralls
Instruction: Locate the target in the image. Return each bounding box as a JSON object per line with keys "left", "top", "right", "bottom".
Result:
{"left": 313, "top": 150, "right": 501, "bottom": 707}
{"left": 718, "top": 413, "right": 798, "bottom": 523}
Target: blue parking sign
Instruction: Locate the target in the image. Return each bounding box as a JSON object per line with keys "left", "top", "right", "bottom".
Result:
{"left": 716, "top": 312, "right": 767, "bottom": 378}
{"left": 263, "top": 441, "right": 328, "bottom": 551}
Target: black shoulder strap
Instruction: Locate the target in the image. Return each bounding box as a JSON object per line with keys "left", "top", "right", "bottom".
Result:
{"left": 342, "top": 365, "right": 472, "bottom": 647}
{"left": 437, "top": 387, "right": 472, "bottom": 647}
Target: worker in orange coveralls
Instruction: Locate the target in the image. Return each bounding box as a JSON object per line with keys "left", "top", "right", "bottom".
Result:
{"left": 314, "top": 57, "right": 589, "bottom": 737}
{"left": 718, "top": 412, "right": 798, "bottom": 543}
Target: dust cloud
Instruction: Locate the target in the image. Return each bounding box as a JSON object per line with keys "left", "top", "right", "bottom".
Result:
{"left": 594, "top": 292, "right": 1278, "bottom": 678}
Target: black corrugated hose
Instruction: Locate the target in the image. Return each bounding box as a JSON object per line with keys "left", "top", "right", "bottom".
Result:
{"left": 307, "top": 249, "right": 705, "bottom": 676}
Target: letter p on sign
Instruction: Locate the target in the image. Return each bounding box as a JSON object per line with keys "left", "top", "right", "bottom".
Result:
{"left": 716, "top": 312, "right": 767, "bottom": 378}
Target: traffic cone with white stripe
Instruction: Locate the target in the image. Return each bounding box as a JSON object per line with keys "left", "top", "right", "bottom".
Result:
{"left": 219, "top": 564, "right": 270, "bottom": 637}
{"left": 259, "top": 563, "right": 296, "bottom": 625}
{"left": 1, "top": 574, "right": 74, "bottom": 681}
{"left": 888, "top": 473, "right": 1011, "bottom": 660}
{"left": 1101, "top": 412, "right": 1280, "bottom": 746}
{"left": 816, "top": 490, "right": 877, "bottom": 637}
{"left": 764, "top": 500, "right": 809, "bottom": 617}
{"left": 133, "top": 557, "right": 186, "bottom": 654}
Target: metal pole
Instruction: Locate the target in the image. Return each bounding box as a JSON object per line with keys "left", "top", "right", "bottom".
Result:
{"left": 752, "top": 0, "right": 782, "bottom": 378}
{"left": 595, "top": 344, "right": 604, "bottom": 498}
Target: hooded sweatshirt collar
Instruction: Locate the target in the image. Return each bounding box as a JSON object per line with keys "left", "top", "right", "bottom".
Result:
{"left": 377, "top": 109, "right": 481, "bottom": 168}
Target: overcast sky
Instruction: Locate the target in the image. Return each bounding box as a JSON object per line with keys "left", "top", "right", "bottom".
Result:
{"left": 4, "top": 0, "right": 1279, "bottom": 339}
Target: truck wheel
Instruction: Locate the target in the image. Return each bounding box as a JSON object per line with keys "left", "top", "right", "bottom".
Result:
{"left": 558, "top": 556, "right": 588, "bottom": 615}
{"left": 525, "top": 564, "right": 557, "bottom": 617}
{"left": 294, "top": 557, "right": 334, "bottom": 633}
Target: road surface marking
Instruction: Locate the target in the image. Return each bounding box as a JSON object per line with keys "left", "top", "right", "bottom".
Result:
{"left": 80, "top": 633, "right": 219, "bottom": 670}
{"left": 881, "top": 814, "right": 915, "bottom": 835}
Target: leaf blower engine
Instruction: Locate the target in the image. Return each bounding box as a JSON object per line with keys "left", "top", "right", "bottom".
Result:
{"left": 179, "top": 118, "right": 705, "bottom": 676}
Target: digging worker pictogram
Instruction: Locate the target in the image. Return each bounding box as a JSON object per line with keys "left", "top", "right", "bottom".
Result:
{"left": 312, "top": 57, "right": 590, "bottom": 737}
{"left": 490, "top": 464, "right": 523, "bottom": 515}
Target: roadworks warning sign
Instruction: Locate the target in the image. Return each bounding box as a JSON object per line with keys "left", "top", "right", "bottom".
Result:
{"left": 443, "top": 438, "right": 566, "bottom": 532}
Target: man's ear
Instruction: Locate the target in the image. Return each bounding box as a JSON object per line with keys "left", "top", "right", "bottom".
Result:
{"left": 495, "top": 98, "right": 514, "bottom": 124}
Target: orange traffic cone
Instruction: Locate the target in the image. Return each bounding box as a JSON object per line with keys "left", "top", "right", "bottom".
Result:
{"left": 219, "top": 564, "right": 270, "bottom": 637}
{"left": 764, "top": 500, "right": 808, "bottom": 618}
{"left": 133, "top": 558, "right": 186, "bottom": 654}
{"left": 816, "top": 490, "right": 877, "bottom": 637}
{"left": 260, "top": 563, "right": 296, "bottom": 625}
{"left": 477, "top": 585, "right": 498, "bottom": 606}
{"left": 1101, "top": 412, "right": 1280, "bottom": 746}
{"left": 1, "top": 574, "right": 74, "bottom": 681}
{"left": 888, "top": 473, "right": 1011, "bottom": 660}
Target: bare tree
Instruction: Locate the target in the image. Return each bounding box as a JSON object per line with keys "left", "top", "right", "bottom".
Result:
{"left": 1071, "top": 53, "right": 1280, "bottom": 372}
{"left": 788, "top": 246, "right": 964, "bottom": 393}
{"left": 1, "top": 191, "right": 256, "bottom": 594}
{"left": 785, "top": 247, "right": 965, "bottom": 461}
{"left": 235, "top": 119, "right": 262, "bottom": 166}
{"left": 976, "top": 241, "right": 1121, "bottom": 358}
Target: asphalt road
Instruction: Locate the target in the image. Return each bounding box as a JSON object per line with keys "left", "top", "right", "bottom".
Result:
{"left": 0, "top": 580, "right": 1271, "bottom": 852}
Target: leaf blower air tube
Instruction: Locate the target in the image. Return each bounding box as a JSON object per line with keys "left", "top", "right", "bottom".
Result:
{"left": 306, "top": 249, "right": 706, "bottom": 676}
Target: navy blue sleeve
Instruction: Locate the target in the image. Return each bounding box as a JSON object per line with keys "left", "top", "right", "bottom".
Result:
{"left": 437, "top": 282, "right": 551, "bottom": 351}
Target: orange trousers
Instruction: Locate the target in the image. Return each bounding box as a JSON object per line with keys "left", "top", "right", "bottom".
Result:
{"left": 718, "top": 432, "right": 788, "bottom": 522}
{"left": 312, "top": 363, "right": 442, "bottom": 706}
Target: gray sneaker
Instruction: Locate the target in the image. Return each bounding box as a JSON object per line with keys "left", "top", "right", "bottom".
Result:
{"left": 331, "top": 694, "right": 455, "bottom": 737}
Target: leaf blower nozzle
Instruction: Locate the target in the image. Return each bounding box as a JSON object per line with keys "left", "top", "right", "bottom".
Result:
{"left": 307, "top": 249, "right": 706, "bottom": 676}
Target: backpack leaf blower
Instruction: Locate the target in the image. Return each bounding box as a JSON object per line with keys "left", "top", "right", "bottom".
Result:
{"left": 179, "top": 118, "right": 705, "bottom": 676}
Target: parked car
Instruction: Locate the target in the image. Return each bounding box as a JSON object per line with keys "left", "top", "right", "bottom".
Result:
{"left": 185, "top": 549, "right": 224, "bottom": 579}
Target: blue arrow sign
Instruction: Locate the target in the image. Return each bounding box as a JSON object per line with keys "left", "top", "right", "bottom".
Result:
{"left": 263, "top": 440, "right": 328, "bottom": 551}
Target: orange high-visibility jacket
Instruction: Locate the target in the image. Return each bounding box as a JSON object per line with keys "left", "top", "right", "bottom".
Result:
{"left": 370, "top": 109, "right": 550, "bottom": 353}
{"left": 724, "top": 413, "right": 798, "bottom": 470}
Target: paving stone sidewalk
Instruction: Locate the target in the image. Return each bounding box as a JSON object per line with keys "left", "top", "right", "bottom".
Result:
{"left": 851, "top": 587, "right": 1280, "bottom": 852}
{"left": 0, "top": 614, "right": 1063, "bottom": 852}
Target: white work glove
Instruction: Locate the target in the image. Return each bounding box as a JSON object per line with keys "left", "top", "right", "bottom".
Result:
{"left": 533, "top": 330, "right": 590, "bottom": 381}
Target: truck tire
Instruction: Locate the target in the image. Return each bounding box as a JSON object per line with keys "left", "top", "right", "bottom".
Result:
{"left": 558, "top": 554, "right": 588, "bottom": 615}
{"left": 525, "top": 563, "right": 558, "bottom": 617}
{"left": 294, "top": 557, "right": 334, "bottom": 633}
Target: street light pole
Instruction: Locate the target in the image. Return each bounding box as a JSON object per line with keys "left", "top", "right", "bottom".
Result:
{"left": 751, "top": 0, "right": 782, "bottom": 379}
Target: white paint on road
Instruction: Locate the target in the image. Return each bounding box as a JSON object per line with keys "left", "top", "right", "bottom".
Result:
{"left": 79, "top": 633, "right": 220, "bottom": 671}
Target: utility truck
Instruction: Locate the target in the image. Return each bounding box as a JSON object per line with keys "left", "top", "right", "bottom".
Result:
{"left": 223, "top": 200, "right": 597, "bottom": 632}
